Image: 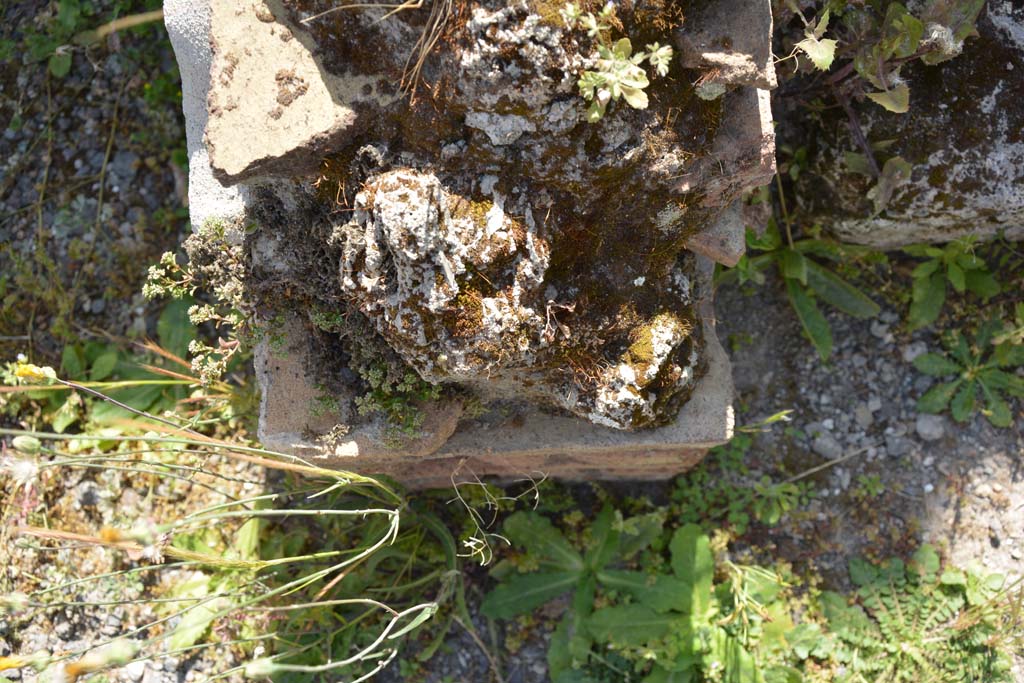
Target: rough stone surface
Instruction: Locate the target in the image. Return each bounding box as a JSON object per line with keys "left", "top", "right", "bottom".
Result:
{"left": 170, "top": 0, "right": 776, "bottom": 473}
{"left": 799, "top": 2, "right": 1024, "bottom": 247}
{"left": 674, "top": 0, "right": 776, "bottom": 90}
{"left": 205, "top": 0, "right": 396, "bottom": 183}
{"left": 255, "top": 289, "right": 734, "bottom": 488}
{"left": 164, "top": 0, "right": 248, "bottom": 232}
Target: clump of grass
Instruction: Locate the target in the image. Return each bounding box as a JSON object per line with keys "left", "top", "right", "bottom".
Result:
{"left": 0, "top": 359, "right": 441, "bottom": 682}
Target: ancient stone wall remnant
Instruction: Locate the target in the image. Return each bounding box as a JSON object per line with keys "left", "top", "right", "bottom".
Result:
{"left": 167, "top": 0, "right": 777, "bottom": 484}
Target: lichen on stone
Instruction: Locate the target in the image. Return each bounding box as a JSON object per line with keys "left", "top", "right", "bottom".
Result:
{"left": 232, "top": 0, "right": 775, "bottom": 432}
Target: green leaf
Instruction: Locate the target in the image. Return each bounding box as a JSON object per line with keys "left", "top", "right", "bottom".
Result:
{"left": 781, "top": 250, "right": 808, "bottom": 285}
{"left": 843, "top": 151, "right": 874, "bottom": 177}
{"left": 670, "top": 524, "right": 713, "bottom": 617}
{"left": 867, "top": 156, "right": 913, "bottom": 214}
{"left": 880, "top": 3, "right": 924, "bottom": 58}
{"left": 48, "top": 52, "right": 73, "bottom": 78}
{"left": 786, "top": 278, "right": 833, "bottom": 360}
{"left": 848, "top": 557, "right": 878, "bottom": 587}
{"left": 547, "top": 615, "right": 572, "bottom": 679}
{"left": 805, "top": 260, "right": 880, "bottom": 319}
{"left": 61, "top": 345, "right": 85, "bottom": 379}
{"left": 503, "top": 512, "right": 584, "bottom": 572}
{"left": 981, "top": 389, "right": 1013, "bottom": 428}
{"left": 57, "top": 0, "right": 82, "bottom": 31}
{"left": 587, "top": 604, "right": 675, "bottom": 647}
{"left": 233, "top": 499, "right": 268, "bottom": 561}
{"left": 613, "top": 37, "right": 633, "bottom": 59}
{"left": 620, "top": 85, "right": 649, "bottom": 110}
{"left": 597, "top": 570, "right": 690, "bottom": 613}
{"left": 917, "top": 380, "right": 961, "bottom": 414}
{"left": 796, "top": 35, "right": 838, "bottom": 71}
{"left": 51, "top": 394, "right": 79, "bottom": 433}
{"left": 964, "top": 269, "right": 1000, "bottom": 300}
{"left": 946, "top": 262, "right": 966, "bottom": 293}
{"left": 584, "top": 505, "right": 620, "bottom": 571}
{"left": 908, "top": 272, "right": 946, "bottom": 330}
{"left": 168, "top": 596, "right": 222, "bottom": 651}
{"left": 158, "top": 298, "right": 196, "bottom": 360}
{"left": 786, "top": 623, "right": 829, "bottom": 660}
{"left": 617, "top": 511, "right": 665, "bottom": 559}
{"left": 950, "top": 381, "right": 976, "bottom": 422}
{"left": 910, "top": 545, "right": 940, "bottom": 580}
{"left": 911, "top": 259, "right": 940, "bottom": 279}
{"left": 940, "top": 569, "right": 966, "bottom": 586}
{"left": 481, "top": 571, "right": 581, "bottom": 620}
{"left": 90, "top": 350, "right": 120, "bottom": 381}
{"left": 643, "top": 666, "right": 695, "bottom": 683}
{"left": 866, "top": 84, "right": 910, "bottom": 113}
{"left": 389, "top": 603, "right": 437, "bottom": 639}
{"left": 747, "top": 223, "right": 781, "bottom": 251}
{"left": 90, "top": 383, "right": 166, "bottom": 425}
{"left": 912, "top": 353, "right": 960, "bottom": 376}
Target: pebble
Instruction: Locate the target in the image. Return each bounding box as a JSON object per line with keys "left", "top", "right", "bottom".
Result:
{"left": 975, "top": 483, "right": 993, "bottom": 498}
{"left": 885, "top": 435, "right": 912, "bottom": 457}
{"left": 870, "top": 321, "right": 894, "bottom": 343}
{"left": 854, "top": 403, "right": 874, "bottom": 429}
{"left": 123, "top": 661, "right": 147, "bottom": 682}
{"left": 812, "top": 433, "right": 844, "bottom": 460}
{"left": 915, "top": 414, "right": 945, "bottom": 442}
{"left": 902, "top": 341, "right": 929, "bottom": 363}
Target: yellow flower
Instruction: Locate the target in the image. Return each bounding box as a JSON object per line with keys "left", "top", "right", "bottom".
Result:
{"left": 0, "top": 656, "right": 27, "bottom": 672}
{"left": 13, "top": 363, "right": 57, "bottom": 382}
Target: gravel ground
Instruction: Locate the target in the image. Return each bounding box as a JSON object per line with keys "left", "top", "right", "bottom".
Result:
{"left": 0, "top": 0, "right": 188, "bottom": 362}
{"left": 717, "top": 274, "right": 1024, "bottom": 587}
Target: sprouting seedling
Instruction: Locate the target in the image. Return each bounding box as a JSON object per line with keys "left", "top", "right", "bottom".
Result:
{"left": 561, "top": 2, "right": 674, "bottom": 122}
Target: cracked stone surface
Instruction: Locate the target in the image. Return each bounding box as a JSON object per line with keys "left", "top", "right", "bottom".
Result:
{"left": 169, "top": 0, "right": 777, "bottom": 476}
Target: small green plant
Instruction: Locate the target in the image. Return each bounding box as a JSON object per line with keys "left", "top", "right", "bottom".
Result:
{"left": 851, "top": 473, "right": 884, "bottom": 502}
{"left": 913, "top": 319, "right": 1023, "bottom": 428}
{"left": 722, "top": 222, "right": 881, "bottom": 360}
{"left": 481, "top": 511, "right": 796, "bottom": 682}
{"left": 354, "top": 361, "right": 442, "bottom": 438}
{"left": 19, "top": 1, "right": 167, "bottom": 78}
{"left": 788, "top": 1, "right": 985, "bottom": 112}
{"left": 671, "top": 433, "right": 813, "bottom": 536}
{"left": 560, "top": 2, "right": 673, "bottom": 122}
{"left": 818, "top": 545, "right": 1013, "bottom": 682}
{"left": 904, "top": 238, "right": 1000, "bottom": 331}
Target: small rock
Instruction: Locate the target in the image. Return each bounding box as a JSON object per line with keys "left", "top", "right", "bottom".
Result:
{"left": 1011, "top": 548, "right": 1023, "bottom": 560}
{"left": 923, "top": 483, "right": 934, "bottom": 493}
{"left": 885, "top": 435, "right": 912, "bottom": 457}
{"left": 870, "top": 320, "right": 893, "bottom": 342}
{"left": 868, "top": 396, "right": 883, "bottom": 413}
{"left": 915, "top": 414, "right": 945, "bottom": 442}
{"left": 854, "top": 403, "right": 874, "bottom": 429}
{"left": 913, "top": 375, "right": 935, "bottom": 393}
{"left": 975, "top": 483, "right": 993, "bottom": 499}
{"left": 902, "top": 341, "right": 928, "bottom": 363}
{"left": 122, "top": 661, "right": 146, "bottom": 682}
{"left": 812, "top": 433, "right": 844, "bottom": 460}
